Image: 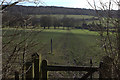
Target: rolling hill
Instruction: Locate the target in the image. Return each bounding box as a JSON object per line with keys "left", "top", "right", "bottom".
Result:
{"left": 4, "top": 5, "right": 117, "bottom": 17}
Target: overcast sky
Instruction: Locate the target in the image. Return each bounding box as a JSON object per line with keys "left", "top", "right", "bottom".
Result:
{"left": 4, "top": 0, "right": 119, "bottom": 10}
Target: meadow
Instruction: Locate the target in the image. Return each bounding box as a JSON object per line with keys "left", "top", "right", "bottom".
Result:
{"left": 2, "top": 5, "right": 118, "bottom": 79}
{"left": 3, "top": 28, "right": 103, "bottom": 65}
{"left": 3, "top": 28, "right": 104, "bottom": 78}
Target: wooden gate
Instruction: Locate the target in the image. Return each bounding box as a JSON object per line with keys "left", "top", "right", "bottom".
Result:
{"left": 14, "top": 53, "right": 105, "bottom": 80}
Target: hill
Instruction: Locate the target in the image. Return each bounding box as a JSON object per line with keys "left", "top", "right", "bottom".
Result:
{"left": 4, "top": 5, "right": 116, "bottom": 16}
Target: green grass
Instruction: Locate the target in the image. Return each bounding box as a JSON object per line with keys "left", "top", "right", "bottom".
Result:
{"left": 3, "top": 28, "right": 103, "bottom": 64}
{"left": 32, "top": 14, "right": 97, "bottom": 19}
{"left": 3, "top": 28, "right": 104, "bottom": 78}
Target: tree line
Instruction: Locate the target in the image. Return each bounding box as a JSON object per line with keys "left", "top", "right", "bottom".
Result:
{"left": 32, "top": 15, "right": 80, "bottom": 29}
{"left": 2, "top": 13, "right": 100, "bottom": 30}
{"left": 3, "top": 11, "right": 115, "bottom": 31}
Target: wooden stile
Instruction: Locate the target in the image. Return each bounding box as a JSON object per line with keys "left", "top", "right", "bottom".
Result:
{"left": 13, "top": 53, "right": 105, "bottom": 80}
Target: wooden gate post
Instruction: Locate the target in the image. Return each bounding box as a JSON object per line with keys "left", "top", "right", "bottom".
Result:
{"left": 51, "top": 39, "right": 53, "bottom": 54}
{"left": 34, "top": 58, "right": 39, "bottom": 80}
{"left": 90, "top": 59, "right": 93, "bottom": 80}
{"left": 25, "top": 62, "right": 32, "bottom": 80}
{"left": 15, "top": 71, "right": 19, "bottom": 80}
{"left": 39, "top": 54, "right": 42, "bottom": 79}
{"left": 41, "top": 60, "right": 47, "bottom": 80}
{"left": 32, "top": 53, "right": 39, "bottom": 80}
{"left": 99, "top": 61, "right": 103, "bottom": 80}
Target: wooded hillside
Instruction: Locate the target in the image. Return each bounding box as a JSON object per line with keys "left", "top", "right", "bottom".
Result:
{"left": 4, "top": 5, "right": 117, "bottom": 17}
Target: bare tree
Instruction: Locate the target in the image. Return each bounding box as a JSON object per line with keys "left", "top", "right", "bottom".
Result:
{"left": 88, "top": 0, "right": 120, "bottom": 79}
{"left": 1, "top": 0, "right": 44, "bottom": 79}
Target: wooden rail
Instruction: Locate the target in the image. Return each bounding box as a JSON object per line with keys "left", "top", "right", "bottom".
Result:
{"left": 47, "top": 65, "right": 98, "bottom": 71}
{"left": 41, "top": 60, "right": 99, "bottom": 80}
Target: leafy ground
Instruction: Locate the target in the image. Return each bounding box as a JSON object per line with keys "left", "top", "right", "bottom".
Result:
{"left": 3, "top": 28, "right": 104, "bottom": 78}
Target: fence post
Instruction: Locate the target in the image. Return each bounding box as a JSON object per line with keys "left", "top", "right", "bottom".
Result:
{"left": 32, "top": 53, "right": 39, "bottom": 80}
{"left": 25, "top": 62, "right": 32, "bottom": 80}
{"left": 90, "top": 58, "right": 93, "bottom": 80}
{"left": 15, "top": 71, "right": 19, "bottom": 80}
{"left": 51, "top": 39, "right": 53, "bottom": 54}
{"left": 39, "top": 54, "right": 42, "bottom": 80}
{"left": 99, "top": 61, "right": 103, "bottom": 80}
{"left": 41, "top": 60, "right": 47, "bottom": 80}
{"left": 34, "top": 58, "right": 39, "bottom": 80}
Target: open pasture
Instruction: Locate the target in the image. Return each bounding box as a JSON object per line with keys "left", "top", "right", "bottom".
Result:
{"left": 3, "top": 28, "right": 103, "bottom": 65}
{"left": 3, "top": 28, "right": 103, "bottom": 78}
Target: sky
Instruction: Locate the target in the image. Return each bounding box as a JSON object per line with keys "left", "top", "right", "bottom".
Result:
{"left": 3, "top": 0, "right": 119, "bottom": 10}
{"left": 28, "top": 0, "right": 89, "bottom": 8}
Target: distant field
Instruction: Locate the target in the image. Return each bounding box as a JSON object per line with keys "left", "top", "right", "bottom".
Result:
{"left": 3, "top": 28, "right": 103, "bottom": 78}
{"left": 32, "top": 14, "right": 97, "bottom": 19}
{"left": 31, "top": 14, "right": 99, "bottom": 25}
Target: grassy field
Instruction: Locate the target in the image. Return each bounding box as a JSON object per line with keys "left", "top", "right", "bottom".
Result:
{"left": 32, "top": 14, "right": 97, "bottom": 19}
{"left": 3, "top": 28, "right": 104, "bottom": 78}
